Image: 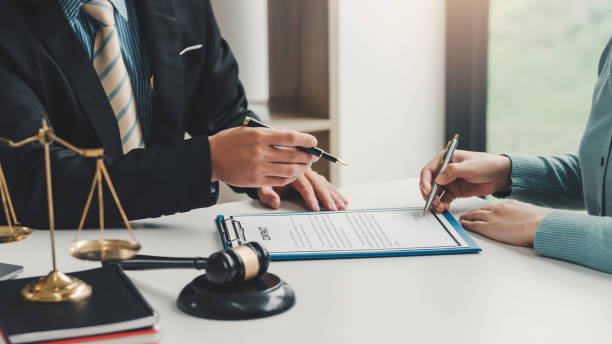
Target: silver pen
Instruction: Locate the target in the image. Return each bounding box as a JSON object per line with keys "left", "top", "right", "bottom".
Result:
{"left": 423, "top": 134, "right": 460, "bottom": 215}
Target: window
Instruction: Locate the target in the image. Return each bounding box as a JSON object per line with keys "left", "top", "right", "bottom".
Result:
{"left": 487, "top": 0, "right": 612, "bottom": 155}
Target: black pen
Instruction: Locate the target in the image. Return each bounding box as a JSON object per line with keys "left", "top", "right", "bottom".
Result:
{"left": 242, "top": 116, "right": 348, "bottom": 166}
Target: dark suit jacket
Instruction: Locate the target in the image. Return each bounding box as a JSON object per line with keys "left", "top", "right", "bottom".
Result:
{"left": 0, "top": 0, "right": 255, "bottom": 228}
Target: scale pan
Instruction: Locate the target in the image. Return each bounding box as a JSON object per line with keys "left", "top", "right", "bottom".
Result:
{"left": 70, "top": 239, "right": 141, "bottom": 261}
{"left": 0, "top": 225, "right": 32, "bottom": 243}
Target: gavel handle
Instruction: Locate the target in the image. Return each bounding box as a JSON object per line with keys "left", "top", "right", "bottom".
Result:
{"left": 104, "top": 255, "right": 207, "bottom": 271}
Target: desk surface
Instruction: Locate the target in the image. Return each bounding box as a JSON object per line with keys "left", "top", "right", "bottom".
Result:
{"left": 3, "top": 179, "right": 612, "bottom": 343}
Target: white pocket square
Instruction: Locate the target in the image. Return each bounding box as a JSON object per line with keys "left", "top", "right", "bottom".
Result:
{"left": 179, "top": 44, "right": 203, "bottom": 56}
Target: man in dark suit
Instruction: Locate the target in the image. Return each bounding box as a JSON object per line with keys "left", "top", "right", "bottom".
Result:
{"left": 0, "top": 0, "right": 347, "bottom": 229}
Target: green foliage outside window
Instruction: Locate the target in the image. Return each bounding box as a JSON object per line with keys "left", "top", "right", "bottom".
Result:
{"left": 487, "top": 0, "right": 612, "bottom": 155}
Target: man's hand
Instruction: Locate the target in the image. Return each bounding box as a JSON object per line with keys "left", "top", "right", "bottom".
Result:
{"left": 257, "top": 169, "right": 348, "bottom": 211}
{"left": 459, "top": 200, "right": 548, "bottom": 247}
{"left": 209, "top": 127, "right": 318, "bottom": 187}
{"left": 419, "top": 150, "right": 512, "bottom": 213}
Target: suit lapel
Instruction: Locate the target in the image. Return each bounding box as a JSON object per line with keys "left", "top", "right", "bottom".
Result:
{"left": 25, "top": 1, "right": 123, "bottom": 156}
{"left": 136, "top": 0, "right": 185, "bottom": 145}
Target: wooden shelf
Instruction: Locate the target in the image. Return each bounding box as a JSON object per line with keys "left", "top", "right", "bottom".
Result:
{"left": 269, "top": 112, "right": 332, "bottom": 133}
{"left": 266, "top": 0, "right": 333, "bottom": 182}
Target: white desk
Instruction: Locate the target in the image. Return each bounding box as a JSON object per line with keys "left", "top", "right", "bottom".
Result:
{"left": 3, "top": 179, "right": 612, "bottom": 343}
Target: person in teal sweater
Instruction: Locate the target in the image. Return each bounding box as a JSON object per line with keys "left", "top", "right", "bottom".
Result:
{"left": 419, "top": 37, "right": 612, "bottom": 273}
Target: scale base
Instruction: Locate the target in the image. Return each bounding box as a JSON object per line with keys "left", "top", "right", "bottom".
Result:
{"left": 0, "top": 225, "right": 32, "bottom": 243}
{"left": 21, "top": 270, "right": 92, "bottom": 303}
{"left": 177, "top": 272, "right": 295, "bottom": 320}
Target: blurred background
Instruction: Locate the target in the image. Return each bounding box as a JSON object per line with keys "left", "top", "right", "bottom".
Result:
{"left": 210, "top": 0, "right": 612, "bottom": 201}
{"left": 488, "top": 0, "right": 612, "bottom": 155}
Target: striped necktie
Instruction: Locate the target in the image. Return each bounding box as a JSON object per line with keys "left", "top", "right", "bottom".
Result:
{"left": 81, "top": 0, "right": 144, "bottom": 154}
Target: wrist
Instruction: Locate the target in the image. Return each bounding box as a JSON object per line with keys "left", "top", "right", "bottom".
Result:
{"left": 208, "top": 134, "right": 219, "bottom": 182}
{"left": 211, "top": 166, "right": 219, "bottom": 182}
{"left": 494, "top": 154, "right": 512, "bottom": 193}
{"left": 527, "top": 210, "right": 548, "bottom": 246}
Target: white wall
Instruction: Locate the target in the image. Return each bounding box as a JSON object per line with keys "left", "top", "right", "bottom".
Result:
{"left": 332, "top": 0, "right": 446, "bottom": 186}
{"left": 210, "top": 0, "right": 269, "bottom": 104}
{"left": 211, "top": 0, "right": 269, "bottom": 203}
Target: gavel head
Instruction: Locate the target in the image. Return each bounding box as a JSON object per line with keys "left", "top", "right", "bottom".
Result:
{"left": 205, "top": 242, "right": 270, "bottom": 286}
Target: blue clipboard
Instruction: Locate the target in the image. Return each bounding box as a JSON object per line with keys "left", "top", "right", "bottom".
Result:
{"left": 215, "top": 208, "right": 481, "bottom": 261}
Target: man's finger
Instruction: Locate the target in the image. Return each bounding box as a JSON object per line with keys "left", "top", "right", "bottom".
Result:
{"left": 291, "top": 176, "right": 320, "bottom": 211}
{"left": 264, "top": 162, "right": 309, "bottom": 178}
{"left": 262, "top": 176, "right": 296, "bottom": 187}
{"left": 329, "top": 185, "right": 348, "bottom": 205}
{"left": 258, "top": 186, "right": 281, "bottom": 209}
{"left": 323, "top": 182, "right": 346, "bottom": 209}
{"left": 331, "top": 189, "right": 347, "bottom": 210}
{"left": 268, "top": 145, "right": 316, "bottom": 164}
{"left": 333, "top": 189, "right": 348, "bottom": 209}
{"left": 267, "top": 129, "right": 317, "bottom": 148}
{"left": 306, "top": 173, "right": 337, "bottom": 211}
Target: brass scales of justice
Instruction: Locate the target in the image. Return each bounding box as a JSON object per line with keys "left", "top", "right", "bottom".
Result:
{"left": 0, "top": 119, "right": 141, "bottom": 302}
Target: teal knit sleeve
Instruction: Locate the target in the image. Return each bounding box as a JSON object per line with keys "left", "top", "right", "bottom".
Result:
{"left": 503, "top": 154, "right": 585, "bottom": 210}
{"left": 535, "top": 210, "right": 612, "bottom": 273}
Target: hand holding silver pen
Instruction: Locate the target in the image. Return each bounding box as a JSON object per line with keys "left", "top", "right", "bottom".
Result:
{"left": 422, "top": 134, "right": 460, "bottom": 215}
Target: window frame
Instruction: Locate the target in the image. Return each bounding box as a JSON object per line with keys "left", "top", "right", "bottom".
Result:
{"left": 445, "top": 0, "right": 489, "bottom": 151}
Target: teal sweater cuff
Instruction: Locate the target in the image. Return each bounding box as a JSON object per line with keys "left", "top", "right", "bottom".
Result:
{"left": 534, "top": 211, "right": 587, "bottom": 266}
{"left": 505, "top": 154, "right": 550, "bottom": 198}
{"left": 500, "top": 153, "right": 585, "bottom": 209}
{"left": 535, "top": 210, "right": 612, "bottom": 273}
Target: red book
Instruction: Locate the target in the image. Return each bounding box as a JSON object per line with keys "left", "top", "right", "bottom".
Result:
{"left": 35, "top": 327, "right": 159, "bottom": 344}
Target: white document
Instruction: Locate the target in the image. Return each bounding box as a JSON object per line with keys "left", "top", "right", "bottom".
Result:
{"left": 228, "top": 208, "right": 469, "bottom": 255}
